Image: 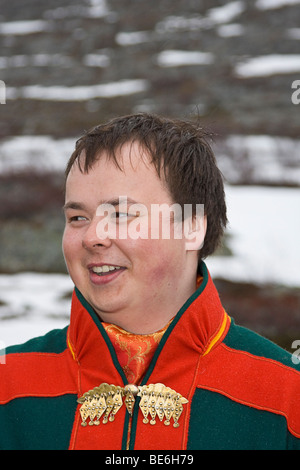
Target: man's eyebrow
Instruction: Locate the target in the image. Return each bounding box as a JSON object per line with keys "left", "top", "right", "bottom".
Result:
{"left": 63, "top": 197, "right": 139, "bottom": 212}
{"left": 104, "top": 197, "right": 140, "bottom": 206}
{"left": 63, "top": 201, "right": 87, "bottom": 212}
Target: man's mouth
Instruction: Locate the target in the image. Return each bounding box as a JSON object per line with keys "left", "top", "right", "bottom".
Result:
{"left": 90, "top": 265, "right": 124, "bottom": 276}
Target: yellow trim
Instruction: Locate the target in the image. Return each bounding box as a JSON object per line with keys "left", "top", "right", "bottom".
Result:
{"left": 203, "top": 311, "right": 230, "bottom": 357}
{"left": 67, "top": 332, "right": 76, "bottom": 361}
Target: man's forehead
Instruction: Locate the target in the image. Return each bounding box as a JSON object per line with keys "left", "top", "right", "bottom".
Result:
{"left": 76, "top": 140, "right": 153, "bottom": 171}
{"left": 66, "top": 146, "right": 162, "bottom": 190}
{"left": 64, "top": 140, "right": 172, "bottom": 207}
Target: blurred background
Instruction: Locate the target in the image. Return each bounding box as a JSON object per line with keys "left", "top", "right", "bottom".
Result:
{"left": 0, "top": 0, "right": 299, "bottom": 349}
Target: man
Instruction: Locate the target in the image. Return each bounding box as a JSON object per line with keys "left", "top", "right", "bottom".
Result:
{"left": 0, "top": 113, "right": 299, "bottom": 450}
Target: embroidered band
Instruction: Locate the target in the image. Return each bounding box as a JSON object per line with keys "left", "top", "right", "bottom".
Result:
{"left": 77, "top": 382, "right": 188, "bottom": 428}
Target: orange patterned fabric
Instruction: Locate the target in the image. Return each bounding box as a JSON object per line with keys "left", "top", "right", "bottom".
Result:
{"left": 102, "top": 321, "right": 171, "bottom": 384}
{"left": 102, "top": 277, "right": 203, "bottom": 385}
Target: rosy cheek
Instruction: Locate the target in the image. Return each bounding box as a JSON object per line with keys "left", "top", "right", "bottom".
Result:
{"left": 148, "top": 264, "right": 171, "bottom": 287}
{"left": 62, "top": 229, "right": 79, "bottom": 262}
{"left": 141, "top": 243, "right": 174, "bottom": 285}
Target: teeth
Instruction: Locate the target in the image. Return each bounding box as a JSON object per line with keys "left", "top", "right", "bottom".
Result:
{"left": 92, "top": 265, "right": 122, "bottom": 274}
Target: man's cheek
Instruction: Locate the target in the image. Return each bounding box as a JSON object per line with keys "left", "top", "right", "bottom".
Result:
{"left": 143, "top": 248, "right": 174, "bottom": 285}
{"left": 62, "top": 232, "right": 79, "bottom": 270}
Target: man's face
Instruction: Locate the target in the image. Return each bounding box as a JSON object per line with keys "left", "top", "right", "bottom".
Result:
{"left": 63, "top": 142, "right": 198, "bottom": 333}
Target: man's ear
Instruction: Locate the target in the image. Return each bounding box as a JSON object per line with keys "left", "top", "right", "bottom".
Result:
{"left": 184, "top": 214, "right": 207, "bottom": 252}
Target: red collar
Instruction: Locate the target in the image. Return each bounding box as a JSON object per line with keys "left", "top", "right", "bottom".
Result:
{"left": 67, "top": 261, "right": 230, "bottom": 395}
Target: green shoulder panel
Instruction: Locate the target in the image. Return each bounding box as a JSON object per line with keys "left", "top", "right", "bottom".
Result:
{"left": 224, "top": 318, "right": 300, "bottom": 371}
{"left": 2, "top": 325, "right": 69, "bottom": 356}
{"left": 0, "top": 326, "right": 77, "bottom": 450}
{"left": 0, "top": 394, "right": 77, "bottom": 450}
{"left": 187, "top": 388, "right": 299, "bottom": 450}
{"left": 187, "top": 320, "right": 300, "bottom": 450}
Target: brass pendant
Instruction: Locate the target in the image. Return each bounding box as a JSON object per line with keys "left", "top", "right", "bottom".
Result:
{"left": 137, "top": 384, "right": 188, "bottom": 428}
{"left": 77, "top": 382, "right": 188, "bottom": 428}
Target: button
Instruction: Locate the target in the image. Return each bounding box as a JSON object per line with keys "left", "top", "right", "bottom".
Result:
{"left": 124, "top": 384, "right": 139, "bottom": 396}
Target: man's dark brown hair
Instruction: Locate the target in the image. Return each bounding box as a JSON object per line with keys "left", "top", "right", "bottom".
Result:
{"left": 65, "top": 112, "right": 227, "bottom": 260}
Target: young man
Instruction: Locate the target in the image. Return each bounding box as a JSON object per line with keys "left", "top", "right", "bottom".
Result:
{"left": 1, "top": 113, "right": 300, "bottom": 450}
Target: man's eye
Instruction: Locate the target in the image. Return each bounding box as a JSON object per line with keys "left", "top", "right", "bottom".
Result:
{"left": 112, "top": 212, "right": 131, "bottom": 219}
{"left": 69, "top": 216, "right": 87, "bottom": 222}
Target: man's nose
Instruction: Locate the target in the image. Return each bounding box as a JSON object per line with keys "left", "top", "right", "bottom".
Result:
{"left": 82, "top": 217, "right": 112, "bottom": 250}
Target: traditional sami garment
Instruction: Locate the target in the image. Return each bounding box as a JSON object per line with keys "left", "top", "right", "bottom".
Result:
{"left": 1, "top": 262, "right": 300, "bottom": 450}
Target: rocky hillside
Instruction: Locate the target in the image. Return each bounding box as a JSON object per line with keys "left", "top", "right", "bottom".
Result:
{"left": 0, "top": 0, "right": 300, "bottom": 138}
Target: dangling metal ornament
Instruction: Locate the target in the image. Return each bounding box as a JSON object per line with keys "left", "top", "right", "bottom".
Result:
{"left": 137, "top": 383, "right": 188, "bottom": 428}
{"left": 77, "top": 382, "right": 188, "bottom": 428}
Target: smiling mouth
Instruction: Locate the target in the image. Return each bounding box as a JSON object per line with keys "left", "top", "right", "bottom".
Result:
{"left": 90, "top": 265, "right": 125, "bottom": 276}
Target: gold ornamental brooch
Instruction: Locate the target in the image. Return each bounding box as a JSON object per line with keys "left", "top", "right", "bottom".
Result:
{"left": 77, "top": 382, "right": 188, "bottom": 428}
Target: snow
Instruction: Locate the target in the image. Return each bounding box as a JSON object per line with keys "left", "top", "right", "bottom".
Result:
{"left": 207, "top": 1, "right": 245, "bottom": 24}
{"left": 0, "top": 54, "right": 74, "bottom": 69}
{"left": 0, "top": 273, "right": 72, "bottom": 346}
{"left": 115, "top": 31, "right": 151, "bottom": 46}
{"left": 1, "top": 134, "right": 299, "bottom": 186}
{"left": 0, "top": 53, "right": 111, "bottom": 69}
{"left": 35, "top": 1, "right": 109, "bottom": 20}
{"left": 157, "top": 50, "right": 214, "bottom": 67}
{"left": 0, "top": 20, "right": 50, "bottom": 35}
{"left": 217, "top": 23, "right": 245, "bottom": 37}
{"left": 155, "top": 16, "right": 207, "bottom": 33}
{"left": 83, "top": 53, "right": 110, "bottom": 67}
{"left": 86, "top": 0, "right": 110, "bottom": 18}
{"left": 0, "top": 2, "right": 111, "bottom": 35}
{"left": 155, "top": 2, "right": 245, "bottom": 34}
{"left": 0, "top": 273, "right": 72, "bottom": 347}
{"left": 256, "top": 0, "right": 300, "bottom": 9}
{"left": 0, "top": 320, "right": 67, "bottom": 352}
{"left": 207, "top": 185, "right": 300, "bottom": 287}
{"left": 6, "top": 79, "right": 149, "bottom": 101}
{"left": 0, "top": 136, "right": 74, "bottom": 173}
{"left": 0, "top": 272, "right": 72, "bottom": 318}
{"left": 235, "top": 54, "right": 300, "bottom": 77}
{"left": 214, "top": 135, "right": 300, "bottom": 186}
{"left": 287, "top": 28, "right": 300, "bottom": 39}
